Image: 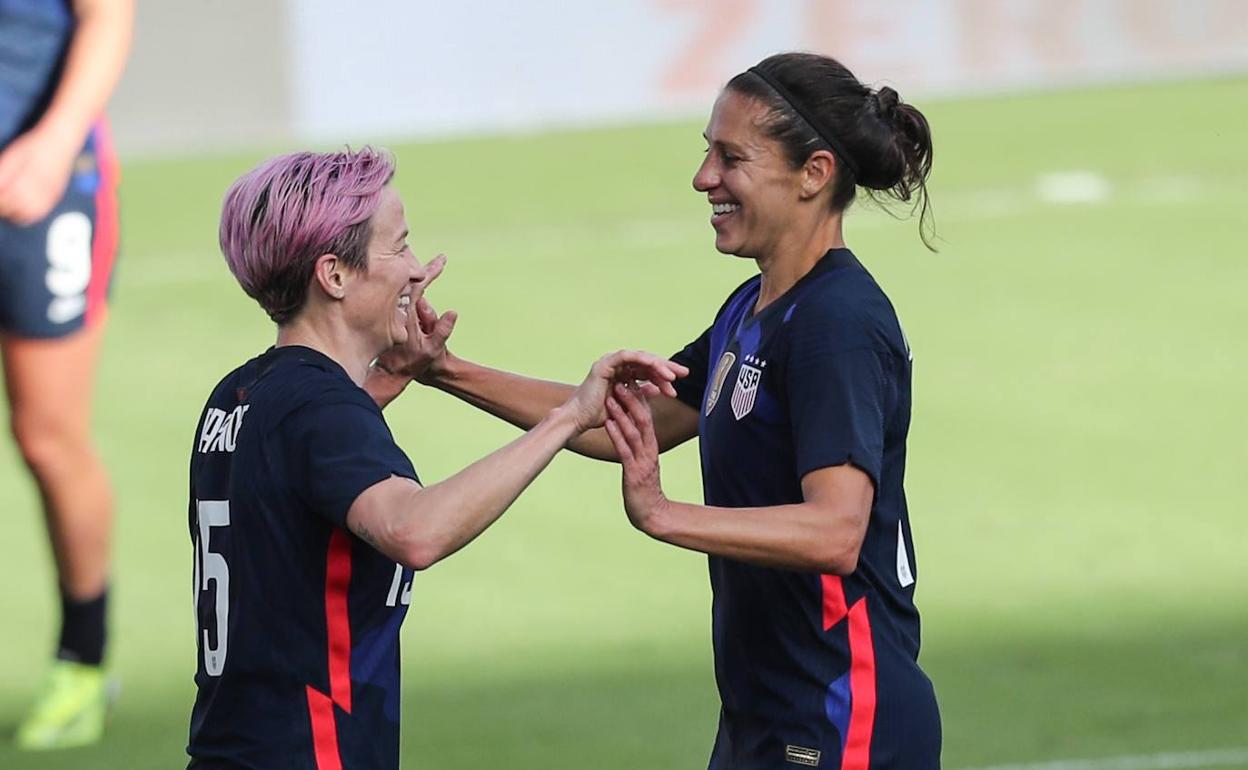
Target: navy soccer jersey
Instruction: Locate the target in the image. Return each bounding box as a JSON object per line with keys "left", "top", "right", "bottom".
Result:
{"left": 187, "top": 346, "right": 419, "bottom": 770}
{"left": 0, "top": 0, "right": 72, "bottom": 148}
{"left": 670, "top": 249, "right": 940, "bottom": 770}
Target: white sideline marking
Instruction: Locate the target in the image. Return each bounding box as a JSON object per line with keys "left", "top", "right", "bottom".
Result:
{"left": 1135, "top": 174, "right": 1205, "bottom": 204}
{"left": 1035, "top": 170, "right": 1112, "bottom": 204}
{"left": 959, "top": 747, "right": 1248, "bottom": 770}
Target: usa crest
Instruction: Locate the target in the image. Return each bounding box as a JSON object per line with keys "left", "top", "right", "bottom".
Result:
{"left": 704, "top": 351, "right": 736, "bottom": 416}
{"left": 731, "top": 355, "right": 765, "bottom": 420}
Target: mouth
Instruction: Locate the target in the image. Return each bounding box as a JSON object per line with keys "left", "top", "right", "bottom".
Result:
{"left": 710, "top": 201, "right": 740, "bottom": 224}
{"left": 397, "top": 294, "right": 411, "bottom": 317}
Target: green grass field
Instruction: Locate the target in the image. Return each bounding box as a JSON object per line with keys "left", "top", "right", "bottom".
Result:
{"left": 1, "top": 75, "right": 1245, "bottom": 769}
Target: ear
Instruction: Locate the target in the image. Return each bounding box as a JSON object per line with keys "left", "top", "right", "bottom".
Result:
{"left": 312, "top": 253, "right": 347, "bottom": 301}
{"left": 799, "top": 150, "right": 837, "bottom": 200}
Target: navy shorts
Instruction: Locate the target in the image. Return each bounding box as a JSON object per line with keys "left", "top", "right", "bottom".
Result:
{"left": 0, "top": 122, "right": 119, "bottom": 339}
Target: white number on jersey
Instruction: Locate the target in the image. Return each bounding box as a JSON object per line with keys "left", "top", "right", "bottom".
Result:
{"left": 385, "top": 563, "right": 413, "bottom": 607}
{"left": 194, "top": 500, "right": 231, "bottom": 676}
{"left": 45, "top": 211, "right": 92, "bottom": 323}
{"left": 896, "top": 520, "right": 915, "bottom": 588}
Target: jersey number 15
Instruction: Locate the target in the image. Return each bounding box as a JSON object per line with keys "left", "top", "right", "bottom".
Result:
{"left": 193, "top": 499, "right": 230, "bottom": 677}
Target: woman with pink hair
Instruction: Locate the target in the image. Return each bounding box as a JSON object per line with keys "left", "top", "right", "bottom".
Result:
{"left": 186, "top": 147, "right": 685, "bottom": 770}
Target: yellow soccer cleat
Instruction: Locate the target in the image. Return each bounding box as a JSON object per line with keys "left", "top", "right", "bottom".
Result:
{"left": 15, "top": 660, "right": 117, "bottom": 750}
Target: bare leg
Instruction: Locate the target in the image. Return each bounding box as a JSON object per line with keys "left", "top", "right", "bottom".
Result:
{"left": 3, "top": 319, "right": 113, "bottom": 602}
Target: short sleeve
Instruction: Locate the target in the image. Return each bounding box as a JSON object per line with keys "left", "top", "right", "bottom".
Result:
{"left": 787, "top": 312, "right": 890, "bottom": 488}
{"left": 671, "top": 326, "right": 711, "bottom": 412}
{"left": 282, "top": 398, "right": 418, "bottom": 526}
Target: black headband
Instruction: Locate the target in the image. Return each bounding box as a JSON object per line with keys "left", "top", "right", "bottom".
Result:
{"left": 747, "top": 66, "right": 859, "bottom": 178}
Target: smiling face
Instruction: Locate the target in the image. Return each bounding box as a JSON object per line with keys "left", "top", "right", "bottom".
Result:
{"left": 692, "top": 89, "right": 810, "bottom": 260}
{"left": 343, "top": 185, "right": 424, "bottom": 353}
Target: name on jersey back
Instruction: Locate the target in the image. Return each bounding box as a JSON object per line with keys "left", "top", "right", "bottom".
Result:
{"left": 198, "top": 405, "right": 249, "bottom": 454}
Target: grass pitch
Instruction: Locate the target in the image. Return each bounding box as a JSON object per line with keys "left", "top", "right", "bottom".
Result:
{"left": 0, "top": 75, "right": 1245, "bottom": 769}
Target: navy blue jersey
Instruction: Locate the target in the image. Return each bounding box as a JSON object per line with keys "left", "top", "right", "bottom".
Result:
{"left": 671, "top": 249, "right": 940, "bottom": 770}
{"left": 0, "top": 2, "right": 121, "bottom": 338}
{"left": 0, "top": 0, "right": 72, "bottom": 148}
{"left": 187, "top": 346, "right": 419, "bottom": 770}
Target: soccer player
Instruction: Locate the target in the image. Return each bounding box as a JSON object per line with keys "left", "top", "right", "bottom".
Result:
{"left": 0, "top": 0, "right": 133, "bottom": 750}
{"left": 410, "top": 53, "right": 942, "bottom": 769}
{"left": 188, "top": 147, "right": 686, "bottom": 770}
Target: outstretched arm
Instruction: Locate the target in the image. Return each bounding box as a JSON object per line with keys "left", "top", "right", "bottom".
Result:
{"left": 346, "top": 405, "right": 579, "bottom": 570}
{"left": 0, "top": 0, "right": 134, "bottom": 224}
{"left": 603, "top": 385, "right": 872, "bottom": 574}
{"left": 368, "top": 287, "right": 699, "bottom": 460}
{"left": 425, "top": 353, "right": 700, "bottom": 461}
{"left": 347, "top": 350, "right": 687, "bottom": 570}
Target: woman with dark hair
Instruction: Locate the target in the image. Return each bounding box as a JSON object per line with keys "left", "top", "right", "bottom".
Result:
{"left": 394, "top": 52, "right": 941, "bottom": 769}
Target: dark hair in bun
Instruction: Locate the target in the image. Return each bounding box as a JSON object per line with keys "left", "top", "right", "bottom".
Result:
{"left": 728, "top": 53, "right": 936, "bottom": 250}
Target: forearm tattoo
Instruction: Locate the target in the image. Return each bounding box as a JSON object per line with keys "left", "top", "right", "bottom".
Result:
{"left": 351, "top": 521, "right": 382, "bottom": 550}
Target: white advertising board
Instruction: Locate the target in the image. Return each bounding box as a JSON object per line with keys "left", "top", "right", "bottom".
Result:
{"left": 287, "top": 0, "right": 1248, "bottom": 141}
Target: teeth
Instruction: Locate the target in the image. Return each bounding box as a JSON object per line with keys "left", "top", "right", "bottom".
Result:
{"left": 398, "top": 296, "right": 411, "bottom": 307}
{"left": 712, "top": 203, "right": 740, "bottom": 215}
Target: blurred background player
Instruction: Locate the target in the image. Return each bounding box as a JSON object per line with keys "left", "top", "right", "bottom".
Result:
{"left": 0, "top": 0, "right": 134, "bottom": 751}
{"left": 189, "top": 147, "right": 685, "bottom": 769}
{"left": 393, "top": 52, "right": 941, "bottom": 769}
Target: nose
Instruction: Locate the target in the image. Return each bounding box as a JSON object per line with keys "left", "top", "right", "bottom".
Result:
{"left": 692, "top": 154, "right": 718, "bottom": 192}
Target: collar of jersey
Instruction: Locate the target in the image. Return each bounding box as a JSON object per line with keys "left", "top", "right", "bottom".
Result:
{"left": 743, "top": 247, "right": 859, "bottom": 323}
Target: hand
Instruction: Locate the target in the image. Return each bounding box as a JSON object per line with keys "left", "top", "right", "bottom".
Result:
{"left": 564, "top": 350, "right": 688, "bottom": 434}
{"left": 0, "top": 126, "right": 82, "bottom": 226}
{"left": 375, "top": 254, "right": 459, "bottom": 382}
{"left": 603, "top": 383, "right": 668, "bottom": 532}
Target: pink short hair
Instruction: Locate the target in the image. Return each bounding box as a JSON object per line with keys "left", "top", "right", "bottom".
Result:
{"left": 219, "top": 147, "right": 395, "bottom": 324}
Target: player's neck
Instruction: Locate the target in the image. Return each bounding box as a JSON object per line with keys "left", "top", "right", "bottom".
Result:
{"left": 754, "top": 215, "right": 844, "bottom": 311}
{"left": 275, "top": 316, "right": 372, "bottom": 386}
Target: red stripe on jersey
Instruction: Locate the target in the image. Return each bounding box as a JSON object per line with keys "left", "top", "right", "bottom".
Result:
{"left": 85, "top": 119, "right": 120, "bottom": 326}
{"left": 305, "top": 685, "right": 344, "bottom": 770}
{"left": 325, "top": 529, "right": 353, "bottom": 713}
{"left": 842, "top": 598, "right": 877, "bottom": 770}
{"left": 821, "top": 574, "right": 848, "bottom": 630}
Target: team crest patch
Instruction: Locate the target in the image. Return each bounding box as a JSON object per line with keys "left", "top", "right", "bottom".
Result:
{"left": 784, "top": 744, "right": 822, "bottom": 766}
{"left": 731, "top": 355, "right": 765, "bottom": 420}
{"left": 704, "top": 351, "right": 736, "bottom": 416}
